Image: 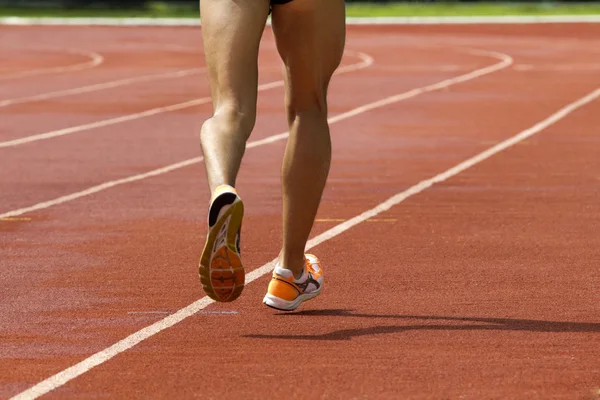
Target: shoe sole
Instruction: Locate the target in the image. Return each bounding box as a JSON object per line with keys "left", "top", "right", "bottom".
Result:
{"left": 199, "top": 195, "right": 244, "bottom": 302}
{"left": 262, "top": 289, "right": 321, "bottom": 312}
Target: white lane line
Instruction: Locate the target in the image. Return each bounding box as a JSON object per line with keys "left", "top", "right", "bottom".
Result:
{"left": 0, "top": 50, "right": 373, "bottom": 149}
{"left": 375, "top": 64, "right": 475, "bottom": 72}
{"left": 5, "top": 47, "right": 512, "bottom": 399}
{"left": 0, "top": 68, "right": 205, "bottom": 108}
{"left": 514, "top": 63, "right": 600, "bottom": 72}
{"left": 0, "top": 48, "right": 104, "bottom": 81}
{"left": 0, "top": 157, "right": 202, "bottom": 220}
{"left": 0, "top": 47, "right": 502, "bottom": 221}
{"left": 2, "top": 15, "right": 600, "bottom": 26}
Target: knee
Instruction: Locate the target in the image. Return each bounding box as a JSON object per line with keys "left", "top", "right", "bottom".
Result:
{"left": 287, "top": 89, "right": 328, "bottom": 123}
{"left": 206, "top": 102, "right": 256, "bottom": 141}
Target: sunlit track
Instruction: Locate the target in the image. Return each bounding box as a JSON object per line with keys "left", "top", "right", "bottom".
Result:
{"left": 3, "top": 21, "right": 600, "bottom": 400}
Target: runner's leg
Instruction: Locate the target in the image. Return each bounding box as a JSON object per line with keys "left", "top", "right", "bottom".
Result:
{"left": 198, "top": 0, "right": 270, "bottom": 302}
{"left": 271, "top": 0, "right": 346, "bottom": 278}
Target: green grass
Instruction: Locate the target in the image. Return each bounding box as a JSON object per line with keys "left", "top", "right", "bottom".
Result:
{"left": 1, "top": 2, "right": 600, "bottom": 18}
{"left": 0, "top": 4, "right": 196, "bottom": 18}
{"left": 346, "top": 2, "right": 600, "bottom": 17}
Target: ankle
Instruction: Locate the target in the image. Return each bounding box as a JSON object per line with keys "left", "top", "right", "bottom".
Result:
{"left": 210, "top": 183, "right": 235, "bottom": 196}
{"left": 278, "top": 252, "right": 306, "bottom": 280}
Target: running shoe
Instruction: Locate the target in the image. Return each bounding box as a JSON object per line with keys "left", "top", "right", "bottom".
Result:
{"left": 199, "top": 185, "right": 245, "bottom": 302}
{"left": 263, "top": 254, "right": 323, "bottom": 311}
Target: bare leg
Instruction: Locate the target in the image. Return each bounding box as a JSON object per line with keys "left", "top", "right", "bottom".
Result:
{"left": 199, "top": 0, "right": 271, "bottom": 193}
{"left": 198, "top": 0, "right": 270, "bottom": 302}
{"left": 271, "top": 0, "right": 346, "bottom": 278}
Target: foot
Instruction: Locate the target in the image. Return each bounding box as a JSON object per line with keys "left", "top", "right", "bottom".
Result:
{"left": 199, "top": 185, "right": 245, "bottom": 302}
{"left": 263, "top": 254, "right": 323, "bottom": 311}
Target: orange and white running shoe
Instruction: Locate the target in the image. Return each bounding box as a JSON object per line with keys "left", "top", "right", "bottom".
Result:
{"left": 263, "top": 254, "right": 323, "bottom": 311}
{"left": 199, "top": 185, "right": 245, "bottom": 302}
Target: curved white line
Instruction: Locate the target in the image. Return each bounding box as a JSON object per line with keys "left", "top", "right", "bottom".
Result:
{"left": 0, "top": 50, "right": 372, "bottom": 149}
{"left": 5, "top": 47, "right": 522, "bottom": 400}
{"left": 0, "top": 47, "right": 104, "bottom": 81}
{"left": 325, "top": 47, "right": 512, "bottom": 126}
{"left": 100, "top": 43, "right": 201, "bottom": 53}
{"left": 337, "top": 50, "right": 375, "bottom": 73}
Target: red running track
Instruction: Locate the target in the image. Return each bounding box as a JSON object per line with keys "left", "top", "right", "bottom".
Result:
{"left": 1, "top": 23, "right": 599, "bottom": 399}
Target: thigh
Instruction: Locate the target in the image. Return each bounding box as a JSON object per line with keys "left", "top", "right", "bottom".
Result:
{"left": 270, "top": 0, "right": 346, "bottom": 112}
{"left": 200, "top": 0, "right": 271, "bottom": 113}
